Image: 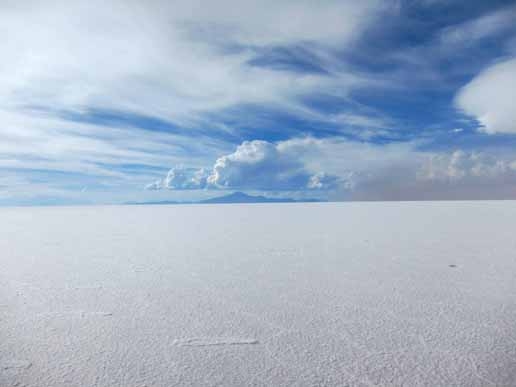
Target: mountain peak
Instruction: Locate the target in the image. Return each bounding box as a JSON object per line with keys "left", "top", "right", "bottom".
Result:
{"left": 200, "top": 191, "right": 295, "bottom": 204}
{"left": 126, "top": 192, "right": 323, "bottom": 205}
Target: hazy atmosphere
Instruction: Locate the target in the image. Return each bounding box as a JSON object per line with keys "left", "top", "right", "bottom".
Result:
{"left": 2, "top": 0, "right": 516, "bottom": 205}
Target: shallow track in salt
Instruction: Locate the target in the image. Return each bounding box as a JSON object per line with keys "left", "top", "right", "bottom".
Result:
{"left": 173, "top": 337, "right": 259, "bottom": 347}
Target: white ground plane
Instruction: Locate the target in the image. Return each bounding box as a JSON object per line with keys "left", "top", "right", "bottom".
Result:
{"left": 1, "top": 202, "right": 516, "bottom": 386}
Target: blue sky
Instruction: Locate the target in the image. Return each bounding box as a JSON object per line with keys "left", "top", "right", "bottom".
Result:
{"left": 1, "top": 0, "right": 516, "bottom": 205}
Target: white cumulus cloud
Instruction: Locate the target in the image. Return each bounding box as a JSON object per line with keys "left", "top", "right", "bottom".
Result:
{"left": 146, "top": 136, "right": 516, "bottom": 200}
{"left": 419, "top": 150, "right": 516, "bottom": 181}
{"left": 149, "top": 139, "right": 339, "bottom": 191}
{"left": 145, "top": 166, "right": 208, "bottom": 190}
{"left": 455, "top": 58, "right": 516, "bottom": 134}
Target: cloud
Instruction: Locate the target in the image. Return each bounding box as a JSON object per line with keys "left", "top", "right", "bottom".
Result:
{"left": 208, "top": 140, "right": 339, "bottom": 190}
{"left": 438, "top": 5, "right": 516, "bottom": 48}
{"left": 455, "top": 58, "right": 516, "bottom": 134}
{"left": 419, "top": 150, "right": 516, "bottom": 181}
{"left": 3, "top": 1, "right": 516, "bottom": 204}
{"left": 0, "top": 0, "right": 388, "bottom": 201}
{"left": 144, "top": 180, "right": 162, "bottom": 191}
{"left": 149, "top": 135, "right": 455, "bottom": 197}
{"left": 145, "top": 166, "right": 208, "bottom": 190}
{"left": 364, "top": 4, "right": 516, "bottom": 91}
{"left": 307, "top": 172, "right": 340, "bottom": 190}
{"left": 149, "top": 139, "right": 339, "bottom": 191}
{"left": 0, "top": 108, "right": 226, "bottom": 178}
{"left": 347, "top": 148, "right": 516, "bottom": 201}
{"left": 144, "top": 133, "right": 516, "bottom": 200}
{"left": 0, "top": 0, "right": 381, "bottom": 125}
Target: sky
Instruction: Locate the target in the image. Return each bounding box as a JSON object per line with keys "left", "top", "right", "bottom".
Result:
{"left": 1, "top": 0, "right": 516, "bottom": 205}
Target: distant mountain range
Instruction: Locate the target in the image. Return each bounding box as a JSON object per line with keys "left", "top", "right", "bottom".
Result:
{"left": 126, "top": 191, "right": 323, "bottom": 205}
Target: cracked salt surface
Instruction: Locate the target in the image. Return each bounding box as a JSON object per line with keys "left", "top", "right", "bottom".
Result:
{"left": 1, "top": 202, "right": 516, "bottom": 386}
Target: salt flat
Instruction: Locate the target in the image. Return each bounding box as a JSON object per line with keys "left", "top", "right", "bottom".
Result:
{"left": 1, "top": 202, "right": 516, "bottom": 386}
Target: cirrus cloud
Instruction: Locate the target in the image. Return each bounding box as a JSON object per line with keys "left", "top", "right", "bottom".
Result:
{"left": 0, "top": 0, "right": 382, "bottom": 126}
